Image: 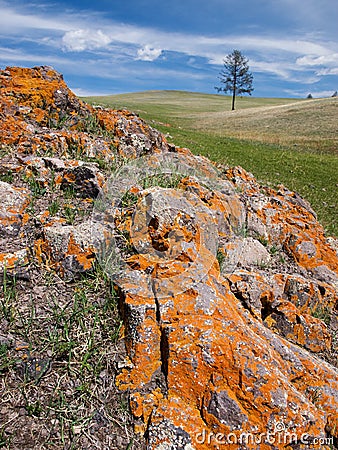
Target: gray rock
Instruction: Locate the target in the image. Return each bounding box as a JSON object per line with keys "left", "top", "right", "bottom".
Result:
{"left": 222, "top": 237, "right": 271, "bottom": 272}
{"left": 0, "top": 181, "right": 30, "bottom": 237}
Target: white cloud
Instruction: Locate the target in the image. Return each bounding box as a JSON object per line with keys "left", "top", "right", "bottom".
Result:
{"left": 2, "top": 2, "right": 332, "bottom": 64}
{"left": 0, "top": 0, "right": 337, "bottom": 92}
{"left": 248, "top": 60, "right": 290, "bottom": 79}
{"left": 62, "top": 29, "right": 112, "bottom": 51}
{"left": 248, "top": 59, "right": 320, "bottom": 84}
{"left": 0, "top": 2, "right": 72, "bottom": 32}
{"left": 296, "top": 53, "right": 338, "bottom": 67}
{"left": 0, "top": 45, "right": 70, "bottom": 66}
{"left": 71, "top": 87, "right": 112, "bottom": 97}
{"left": 136, "top": 45, "right": 162, "bottom": 61}
{"left": 296, "top": 52, "right": 338, "bottom": 77}
{"left": 316, "top": 67, "right": 338, "bottom": 76}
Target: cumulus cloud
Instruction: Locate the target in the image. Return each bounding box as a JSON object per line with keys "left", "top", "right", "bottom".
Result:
{"left": 62, "top": 29, "right": 112, "bottom": 51}
{"left": 136, "top": 45, "right": 162, "bottom": 61}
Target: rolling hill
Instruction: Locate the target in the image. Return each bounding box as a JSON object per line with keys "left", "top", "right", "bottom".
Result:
{"left": 82, "top": 91, "right": 338, "bottom": 235}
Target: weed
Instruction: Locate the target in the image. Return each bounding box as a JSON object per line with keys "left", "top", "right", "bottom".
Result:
{"left": 63, "top": 205, "right": 77, "bottom": 224}
{"left": 84, "top": 156, "right": 110, "bottom": 171}
{"left": 121, "top": 191, "right": 138, "bottom": 208}
{"left": 0, "top": 170, "right": 14, "bottom": 183}
{"left": 61, "top": 204, "right": 88, "bottom": 224}
{"left": 115, "top": 229, "right": 134, "bottom": 255}
{"left": 216, "top": 249, "right": 226, "bottom": 270}
{"left": 49, "top": 169, "right": 56, "bottom": 192}
{"left": 257, "top": 236, "right": 269, "bottom": 247}
{"left": 306, "top": 386, "right": 322, "bottom": 404}
{"left": 110, "top": 318, "right": 123, "bottom": 343}
{"left": 118, "top": 392, "right": 130, "bottom": 414}
{"left": 1, "top": 267, "right": 17, "bottom": 323}
{"left": 67, "top": 142, "right": 82, "bottom": 160}
{"left": 0, "top": 343, "right": 16, "bottom": 373}
{"left": 63, "top": 185, "right": 76, "bottom": 199}
{"left": 257, "top": 260, "right": 269, "bottom": 270}
{"left": 269, "top": 245, "right": 279, "bottom": 255}
{"left": 0, "top": 426, "right": 10, "bottom": 448}
{"left": 24, "top": 176, "right": 47, "bottom": 198}
{"left": 311, "top": 305, "right": 331, "bottom": 326}
{"left": 126, "top": 439, "right": 135, "bottom": 450}
{"left": 142, "top": 172, "right": 182, "bottom": 190}
{"left": 25, "top": 400, "right": 43, "bottom": 417}
{"left": 238, "top": 224, "right": 248, "bottom": 238}
{"left": 79, "top": 115, "right": 102, "bottom": 135}
{"left": 48, "top": 200, "right": 60, "bottom": 216}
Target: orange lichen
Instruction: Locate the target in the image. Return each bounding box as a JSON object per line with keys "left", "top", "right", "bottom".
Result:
{"left": 66, "top": 234, "right": 95, "bottom": 271}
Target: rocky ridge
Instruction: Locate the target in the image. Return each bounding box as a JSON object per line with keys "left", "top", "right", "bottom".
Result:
{"left": 0, "top": 66, "right": 337, "bottom": 449}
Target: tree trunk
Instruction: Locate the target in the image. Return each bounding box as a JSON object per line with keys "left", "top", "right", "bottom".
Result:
{"left": 232, "top": 71, "right": 237, "bottom": 110}
{"left": 231, "top": 88, "right": 236, "bottom": 111}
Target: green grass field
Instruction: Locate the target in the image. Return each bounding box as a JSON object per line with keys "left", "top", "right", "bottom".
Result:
{"left": 82, "top": 91, "right": 338, "bottom": 236}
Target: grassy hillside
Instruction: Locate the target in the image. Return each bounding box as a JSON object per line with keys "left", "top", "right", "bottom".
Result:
{"left": 82, "top": 91, "right": 338, "bottom": 236}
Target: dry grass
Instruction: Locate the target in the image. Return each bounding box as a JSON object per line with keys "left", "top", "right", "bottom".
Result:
{"left": 193, "top": 97, "right": 338, "bottom": 153}
{"left": 0, "top": 266, "right": 146, "bottom": 449}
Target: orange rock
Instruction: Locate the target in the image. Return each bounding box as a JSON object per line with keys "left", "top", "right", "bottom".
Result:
{"left": 108, "top": 178, "right": 338, "bottom": 447}
{"left": 0, "top": 249, "right": 28, "bottom": 272}
{"left": 33, "top": 221, "right": 110, "bottom": 275}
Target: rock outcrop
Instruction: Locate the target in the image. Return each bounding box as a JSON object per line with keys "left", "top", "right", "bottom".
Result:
{"left": 1, "top": 66, "right": 337, "bottom": 449}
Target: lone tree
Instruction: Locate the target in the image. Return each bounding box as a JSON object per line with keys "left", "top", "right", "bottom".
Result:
{"left": 215, "top": 50, "right": 253, "bottom": 111}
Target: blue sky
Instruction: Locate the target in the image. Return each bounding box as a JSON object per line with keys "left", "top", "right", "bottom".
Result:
{"left": 0, "top": 0, "right": 337, "bottom": 98}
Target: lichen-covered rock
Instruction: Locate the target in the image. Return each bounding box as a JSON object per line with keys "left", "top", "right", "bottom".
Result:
{"left": 222, "top": 236, "right": 271, "bottom": 270}
{"left": 95, "top": 152, "right": 337, "bottom": 449}
{"left": 1, "top": 66, "right": 338, "bottom": 449}
{"left": 0, "top": 65, "right": 88, "bottom": 128}
{"left": 0, "top": 181, "right": 30, "bottom": 238}
{"left": 0, "top": 66, "right": 171, "bottom": 160}
{"left": 57, "top": 164, "right": 104, "bottom": 199}
{"left": 34, "top": 220, "right": 109, "bottom": 276}
{"left": 0, "top": 248, "right": 29, "bottom": 277}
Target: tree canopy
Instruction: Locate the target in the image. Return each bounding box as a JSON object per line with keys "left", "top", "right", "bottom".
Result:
{"left": 215, "top": 50, "right": 253, "bottom": 110}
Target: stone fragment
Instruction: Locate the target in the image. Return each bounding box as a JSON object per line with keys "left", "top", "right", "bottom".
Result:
{"left": 0, "top": 181, "right": 30, "bottom": 237}
{"left": 263, "top": 299, "right": 332, "bottom": 352}
{"left": 34, "top": 221, "right": 108, "bottom": 275}
{"left": 0, "top": 249, "right": 29, "bottom": 277}
{"left": 59, "top": 165, "right": 103, "bottom": 199}
{"left": 222, "top": 237, "right": 271, "bottom": 271}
